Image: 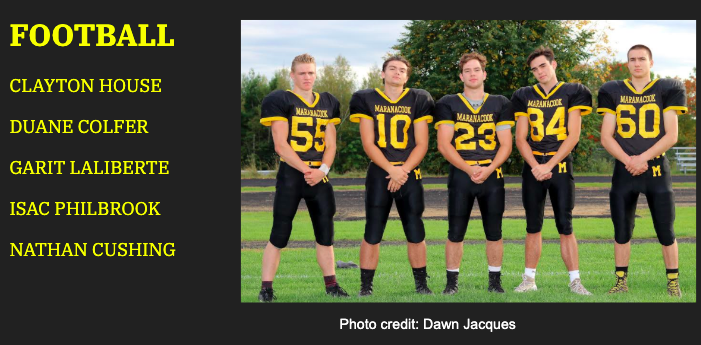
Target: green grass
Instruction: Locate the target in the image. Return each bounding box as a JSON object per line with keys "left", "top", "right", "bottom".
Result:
{"left": 241, "top": 242, "right": 696, "bottom": 302}
{"left": 242, "top": 182, "right": 696, "bottom": 192}
{"left": 240, "top": 207, "right": 696, "bottom": 242}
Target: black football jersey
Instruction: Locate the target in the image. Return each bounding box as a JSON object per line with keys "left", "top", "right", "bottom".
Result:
{"left": 511, "top": 82, "right": 592, "bottom": 153}
{"left": 597, "top": 78, "right": 688, "bottom": 156}
{"left": 349, "top": 88, "right": 434, "bottom": 163}
{"left": 260, "top": 90, "right": 341, "bottom": 162}
{"left": 434, "top": 93, "right": 515, "bottom": 161}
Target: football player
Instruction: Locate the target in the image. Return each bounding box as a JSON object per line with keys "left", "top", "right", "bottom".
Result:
{"left": 258, "top": 53, "right": 348, "bottom": 302}
{"left": 434, "top": 52, "right": 514, "bottom": 294}
{"left": 511, "top": 46, "right": 593, "bottom": 295}
{"left": 598, "top": 44, "right": 687, "bottom": 297}
{"left": 349, "top": 56, "right": 435, "bottom": 296}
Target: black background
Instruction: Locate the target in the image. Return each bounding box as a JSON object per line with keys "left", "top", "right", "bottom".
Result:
{"left": 5, "top": 2, "right": 698, "bottom": 343}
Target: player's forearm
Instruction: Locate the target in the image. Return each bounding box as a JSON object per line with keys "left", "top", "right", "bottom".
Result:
{"left": 362, "top": 141, "right": 394, "bottom": 172}
{"left": 489, "top": 142, "right": 512, "bottom": 171}
{"left": 438, "top": 140, "right": 471, "bottom": 173}
{"left": 403, "top": 142, "right": 428, "bottom": 171}
{"left": 321, "top": 142, "right": 336, "bottom": 168}
{"left": 516, "top": 137, "right": 538, "bottom": 168}
{"left": 547, "top": 135, "right": 578, "bottom": 169}
{"left": 641, "top": 133, "right": 678, "bottom": 161}
{"left": 275, "top": 142, "right": 310, "bottom": 173}
{"left": 600, "top": 135, "right": 630, "bottom": 164}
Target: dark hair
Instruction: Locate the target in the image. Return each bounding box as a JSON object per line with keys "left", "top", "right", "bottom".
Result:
{"left": 527, "top": 46, "right": 555, "bottom": 67}
{"left": 627, "top": 44, "right": 653, "bottom": 60}
{"left": 382, "top": 55, "right": 411, "bottom": 74}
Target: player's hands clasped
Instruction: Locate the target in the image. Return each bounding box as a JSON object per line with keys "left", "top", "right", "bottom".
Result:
{"left": 625, "top": 155, "right": 649, "bottom": 176}
{"left": 531, "top": 164, "right": 553, "bottom": 181}
{"left": 386, "top": 166, "right": 409, "bottom": 192}
{"left": 304, "top": 169, "right": 326, "bottom": 186}
{"left": 471, "top": 166, "right": 493, "bottom": 184}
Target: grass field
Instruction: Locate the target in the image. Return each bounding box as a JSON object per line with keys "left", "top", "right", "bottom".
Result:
{"left": 241, "top": 207, "right": 696, "bottom": 302}
{"left": 240, "top": 207, "right": 696, "bottom": 242}
{"left": 241, "top": 182, "right": 696, "bottom": 192}
{"left": 241, "top": 242, "right": 696, "bottom": 303}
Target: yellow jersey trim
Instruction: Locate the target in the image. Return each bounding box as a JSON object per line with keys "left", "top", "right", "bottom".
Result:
{"left": 371, "top": 160, "right": 405, "bottom": 166}
{"left": 532, "top": 151, "right": 557, "bottom": 156}
{"left": 568, "top": 105, "right": 593, "bottom": 116}
{"left": 414, "top": 115, "right": 433, "bottom": 124}
{"left": 260, "top": 116, "right": 288, "bottom": 126}
{"left": 515, "top": 111, "right": 528, "bottom": 118}
{"left": 434, "top": 120, "right": 455, "bottom": 129}
{"left": 287, "top": 89, "right": 320, "bottom": 108}
{"left": 375, "top": 87, "right": 411, "bottom": 104}
{"left": 329, "top": 118, "right": 341, "bottom": 125}
{"left": 280, "top": 158, "right": 322, "bottom": 166}
{"left": 496, "top": 121, "right": 515, "bottom": 127}
{"left": 465, "top": 159, "right": 493, "bottom": 166}
{"left": 349, "top": 113, "right": 373, "bottom": 123}
{"left": 457, "top": 93, "right": 489, "bottom": 114}
{"left": 623, "top": 79, "right": 659, "bottom": 95}
{"left": 597, "top": 108, "right": 616, "bottom": 115}
{"left": 533, "top": 82, "right": 565, "bottom": 100}
{"left": 663, "top": 106, "right": 688, "bottom": 115}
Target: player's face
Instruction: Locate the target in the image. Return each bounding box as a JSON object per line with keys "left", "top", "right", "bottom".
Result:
{"left": 381, "top": 61, "right": 409, "bottom": 87}
{"left": 529, "top": 56, "right": 556, "bottom": 85}
{"left": 290, "top": 63, "right": 316, "bottom": 91}
{"left": 459, "top": 59, "right": 486, "bottom": 90}
{"left": 627, "top": 49, "right": 653, "bottom": 79}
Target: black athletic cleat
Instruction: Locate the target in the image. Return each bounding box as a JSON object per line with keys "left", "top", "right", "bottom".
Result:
{"left": 488, "top": 272, "right": 505, "bottom": 293}
{"left": 326, "top": 284, "right": 349, "bottom": 297}
{"left": 258, "top": 287, "right": 276, "bottom": 302}
{"left": 443, "top": 272, "right": 459, "bottom": 295}
{"left": 359, "top": 281, "right": 373, "bottom": 297}
{"left": 414, "top": 273, "right": 433, "bottom": 295}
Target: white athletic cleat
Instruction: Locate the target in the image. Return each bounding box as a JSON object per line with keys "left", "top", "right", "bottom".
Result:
{"left": 569, "top": 278, "right": 593, "bottom": 295}
{"left": 514, "top": 274, "right": 537, "bottom": 292}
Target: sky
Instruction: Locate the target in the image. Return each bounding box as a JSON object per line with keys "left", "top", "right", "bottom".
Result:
{"left": 241, "top": 20, "right": 696, "bottom": 86}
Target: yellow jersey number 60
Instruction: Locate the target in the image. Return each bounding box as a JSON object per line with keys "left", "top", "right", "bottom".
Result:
{"left": 615, "top": 103, "right": 660, "bottom": 139}
{"left": 376, "top": 114, "right": 411, "bottom": 149}
{"left": 291, "top": 116, "right": 329, "bottom": 152}
{"left": 528, "top": 107, "right": 567, "bottom": 142}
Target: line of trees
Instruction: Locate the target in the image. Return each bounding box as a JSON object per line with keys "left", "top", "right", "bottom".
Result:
{"left": 241, "top": 20, "right": 696, "bottom": 175}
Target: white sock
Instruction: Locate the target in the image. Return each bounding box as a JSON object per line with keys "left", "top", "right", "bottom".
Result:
{"left": 525, "top": 268, "right": 536, "bottom": 279}
{"left": 447, "top": 268, "right": 459, "bottom": 273}
{"left": 488, "top": 266, "right": 501, "bottom": 273}
{"left": 569, "top": 270, "right": 580, "bottom": 283}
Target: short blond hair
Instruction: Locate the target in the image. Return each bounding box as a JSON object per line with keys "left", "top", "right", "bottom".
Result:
{"left": 291, "top": 53, "right": 316, "bottom": 72}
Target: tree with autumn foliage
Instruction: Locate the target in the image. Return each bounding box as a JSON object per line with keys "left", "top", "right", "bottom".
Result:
{"left": 678, "top": 68, "right": 696, "bottom": 147}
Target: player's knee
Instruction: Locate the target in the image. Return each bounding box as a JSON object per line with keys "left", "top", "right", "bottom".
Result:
{"left": 448, "top": 230, "right": 465, "bottom": 243}
{"left": 614, "top": 231, "right": 631, "bottom": 244}
{"left": 406, "top": 230, "right": 425, "bottom": 243}
{"left": 526, "top": 227, "right": 542, "bottom": 234}
{"left": 486, "top": 231, "right": 502, "bottom": 242}
{"left": 657, "top": 228, "right": 676, "bottom": 246}
{"left": 364, "top": 232, "right": 382, "bottom": 245}
{"left": 315, "top": 236, "right": 333, "bottom": 247}
{"left": 269, "top": 233, "right": 290, "bottom": 249}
